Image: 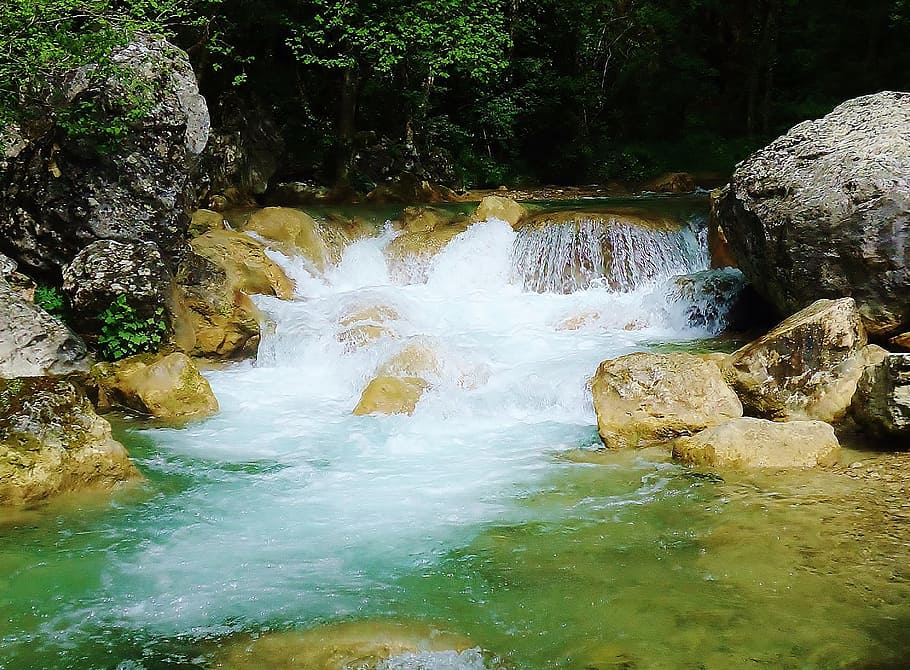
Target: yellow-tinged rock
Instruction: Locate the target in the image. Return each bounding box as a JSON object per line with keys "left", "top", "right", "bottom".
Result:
{"left": 556, "top": 311, "right": 601, "bottom": 331}
{"left": 672, "top": 417, "right": 840, "bottom": 468}
{"left": 377, "top": 340, "right": 442, "bottom": 378}
{"left": 243, "top": 206, "right": 331, "bottom": 272}
{"left": 642, "top": 171, "right": 697, "bottom": 193}
{"left": 338, "top": 324, "right": 398, "bottom": 351}
{"left": 190, "top": 229, "right": 294, "bottom": 300}
{"left": 397, "top": 206, "right": 454, "bottom": 233}
{"left": 210, "top": 620, "right": 474, "bottom": 670}
{"left": 384, "top": 224, "right": 469, "bottom": 281}
{"left": 92, "top": 352, "right": 219, "bottom": 422}
{"left": 591, "top": 352, "right": 742, "bottom": 449}
{"left": 353, "top": 376, "right": 428, "bottom": 416}
{"left": 189, "top": 208, "right": 226, "bottom": 236}
{"left": 469, "top": 195, "right": 527, "bottom": 228}
{"left": 0, "top": 377, "right": 140, "bottom": 506}
{"left": 339, "top": 303, "right": 400, "bottom": 328}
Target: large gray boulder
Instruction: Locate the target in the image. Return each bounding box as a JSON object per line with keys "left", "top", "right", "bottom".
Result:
{"left": 716, "top": 91, "right": 910, "bottom": 337}
{"left": 0, "top": 37, "right": 209, "bottom": 275}
{"left": 0, "top": 277, "right": 90, "bottom": 377}
{"left": 852, "top": 354, "right": 910, "bottom": 440}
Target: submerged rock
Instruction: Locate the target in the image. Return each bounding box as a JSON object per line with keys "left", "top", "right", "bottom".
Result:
{"left": 591, "top": 352, "right": 742, "bottom": 449}
{"left": 0, "top": 277, "right": 90, "bottom": 377}
{"left": 0, "top": 377, "right": 139, "bottom": 506}
{"left": 210, "top": 620, "right": 474, "bottom": 670}
{"left": 353, "top": 375, "right": 428, "bottom": 416}
{"left": 673, "top": 417, "right": 840, "bottom": 468}
{"left": 92, "top": 352, "right": 218, "bottom": 421}
{"left": 852, "top": 354, "right": 910, "bottom": 440}
{"left": 384, "top": 223, "right": 469, "bottom": 282}
{"left": 716, "top": 91, "right": 910, "bottom": 337}
{"left": 0, "top": 37, "right": 208, "bottom": 275}
{"left": 469, "top": 195, "right": 527, "bottom": 228}
{"left": 243, "top": 207, "right": 331, "bottom": 273}
{"left": 722, "top": 298, "right": 881, "bottom": 422}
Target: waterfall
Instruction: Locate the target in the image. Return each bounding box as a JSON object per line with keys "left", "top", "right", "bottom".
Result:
{"left": 510, "top": 213, "right": 708, "bottom": 293}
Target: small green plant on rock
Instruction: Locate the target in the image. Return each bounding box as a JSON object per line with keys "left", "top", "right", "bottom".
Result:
{"left": 97, "top": 295, "right": 168, "bottom": 361}
{"left": 34, "top": 285, "right": 65, "bottom": 317}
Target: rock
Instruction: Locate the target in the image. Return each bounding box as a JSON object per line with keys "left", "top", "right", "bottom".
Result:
{"left": 353, "top": 376, "right": 428, "bottom": 416}
{"left": 195, "top": 94, "right": 284, "bottom": 203}
{"left": 62, "top": 240, "right": 176, "bottom": 332}
{"left": 0, "top": 278, "right": 90, "bottom": 377}
{"left": 668, "top": 269, "right": 747, "bottom": 333}
{"left": 715, "top": 91, "right": 910, "bottom": 337}
{"left": 591, "top": 352, "right": 743, "bottom": 449}
{"left": 366, "top": 174, "right": 457, "bottom": 204}
{"left": 396, "top": 206, "right": 454, "bottom": 233}
{"left": 242, "top": 207, "right": 331, "bottom": 272}
{"left": 722, "top": 298, "right": 882, "bottom": 422}
{"left": 672, "top": 417, "right": 840, "bottom": 468}
{"left": 189, "top": 229, "right": 294, "bottom": 300}
{"left": 210, "top": 620, "right": 473, "bottom": 670}
{"left": 174, "top": 251, "right": 265, "bottom": 359}
{"left": 0, "top": 37, "right": 208, "bottom": 275}
{"left": 469, "top": 195, "right": 527, "bottom": 228}
{"left": 319, "top": 212, "right": 378, "bottom": 263}
{"left": 339, "top": 303, "right": 401, "bottom": 328}
{"left": 852, "top": 354, "right": 910, "bottom": 438}
{"left": 708, "top": 189, "right": 737, "bottom": 268}
{"left": 377, "top": 340, "right": 442, "bottom": 379}
{"left": 189, "top": 209, "right": 226, "bottom": 236}
{"left": 890, "top": 332, "right": 910, "bottom": 351}
{"left": 92, "top": 352, "right": 218, "bottom": 421}
{"left": 384, "top": 224, "right": 469, "bottom": 282}
{"left": 267, "top": 181, "right": 332, "bottom": 207}
{"left": 0, "top": 377, "right": 139, "bottom": 506}
{"left": 338, "top": 325, "right": 398, "bottom": 351}
{"left": 643, "top": 172, "right": 697, "bottom": 193}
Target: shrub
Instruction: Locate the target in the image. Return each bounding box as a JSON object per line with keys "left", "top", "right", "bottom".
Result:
{"left": 96, "top": 295, "right": 168, "bottom": 361}
{"left": 34, "top": 285, "right": 65, "bottom": 317}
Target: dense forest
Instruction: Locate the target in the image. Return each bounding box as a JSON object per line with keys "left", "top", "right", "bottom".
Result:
{"left": 3, "top": 0, "right": 910, "bottom": 189}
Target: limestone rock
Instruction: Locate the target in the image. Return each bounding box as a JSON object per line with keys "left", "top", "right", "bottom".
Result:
{"left": 338, "top": 325, "right": 398, "bottom": 351}
{"left": 210, "top": 620, "right": 473, "bottom": 670}
{"left": 377, "top": 341, "right": 443, "bottom": 379}
{"left": 92, "top": 352, "right": 218, "bottom": 421}
{"left": 722, "top": 298, "right": 877, "bottom": 422}
{"left": 175, "top": 251, "right": 264, "bottom": 359}
{"left": 396, "top": 206, "right": 453, "bottom": 233}
{"left": 673, "top": 417, "right": 840, "bottom": 468}
{"left": 715, "top": 91, "right": 910, "bottom": 336}
{"left": 190, "top": 229, "right": 294, "bottom": 300}
{"left": 469, "top": 195, "right": 527, "bottom": 228}
{"left": 0, "top": 377, "right": 139, "bottom": 506}
{"left": 353, "top": 376, "right": 428, "bottom": 416}
{"left": 366, "top": 174, "right": 457, "bottom": 204}
{"left": 189, "top": 209, "right": 226, "bottom": 236}
{"left": 243, "top": 207, "right": 331, "bottom": 273}
{"left": 852, "top": 353, "right": 910, "bottom": 439}
{"left": 340, "top": 303, "right": 400, "bottom": 328}
{"left": 0, "top": 37, "right": 208, "bottom": 275}
{"left": 384, "top": 224, "right": 469, "bottom": 282}
{"left": 591, "top": 352, "right": 743, "bottom": 449}
{"left": 0, "top": 277, "right": 90, "bottom": 377}
{"left": 643, "top": 172, "right": 697, "bottom": 193}
{"left": 62, "top": 240, "right": 175, "bottom": 332}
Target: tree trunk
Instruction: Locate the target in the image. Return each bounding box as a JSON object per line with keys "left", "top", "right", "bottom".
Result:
{"left": 335, "top": 65, "right": 359, "bottom": 189}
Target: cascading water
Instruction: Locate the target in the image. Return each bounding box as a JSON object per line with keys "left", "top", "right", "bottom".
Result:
{"left": 5, "top": 202, "right": 907, "bottom": 670}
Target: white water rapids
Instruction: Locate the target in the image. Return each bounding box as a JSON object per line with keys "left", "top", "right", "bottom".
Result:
{"left": 82, "top": 212, "right": 741, "bottom": 660}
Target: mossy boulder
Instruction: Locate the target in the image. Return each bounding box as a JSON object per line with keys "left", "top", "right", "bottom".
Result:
{"left": 92, "top": 352, "right": 218, "bottom": 422}
{"left": 591, "top": 352, "right": 742, "bottom": 449}
{"left": 0, "top": 377, "right": 139, "bottom": 506}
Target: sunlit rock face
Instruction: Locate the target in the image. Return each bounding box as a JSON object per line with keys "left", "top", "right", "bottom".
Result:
{"left": 591, "top": 351, "right": 743, "bottom": 449}
{"left": 672, "top": 417, "right": 840, "bottom": 468}
{"left": 716, "top": 91, "right": 910, "bottom": 337}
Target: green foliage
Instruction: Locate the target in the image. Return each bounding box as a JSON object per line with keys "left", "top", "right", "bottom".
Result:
{"left": 34, "top": 285, "right": 65, "bottom": 317}
{"left": 96, "top": 296, "right": 168, "bottom": 361}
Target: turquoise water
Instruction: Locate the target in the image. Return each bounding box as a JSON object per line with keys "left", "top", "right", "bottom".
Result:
{"left": 2, "top": 204, "right": 908, "bottom": 669}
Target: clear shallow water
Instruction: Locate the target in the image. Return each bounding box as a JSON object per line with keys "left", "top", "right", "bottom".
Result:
{"left": 1, "top": 206, "right": 909, "bottom": 670}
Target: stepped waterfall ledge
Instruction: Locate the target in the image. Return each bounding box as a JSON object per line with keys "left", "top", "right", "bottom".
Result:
{"left": 2, "top": 197, "right": 910, "bottom": 670}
